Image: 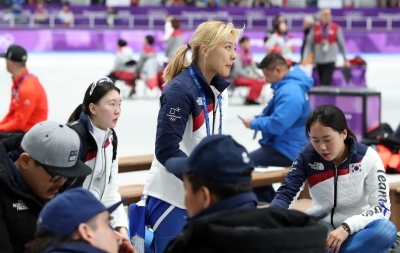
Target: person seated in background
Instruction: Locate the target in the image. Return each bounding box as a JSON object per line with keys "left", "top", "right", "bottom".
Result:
{"left": 265, "top": 21, "right": 294, "bottom": 61}
{"left": 163, "top": 134, "right": 327, "bottom": 253}
{"left": 107, "top": 39, "right": 136, "bottom": 88}
{"left": 57, "top": 2, "right": 74, "bottom": 27}
{"left": 26, "top": 188, "right": 135, "bottom": 253}
{"left": 231, "top": 36, "right": 265, "bottom": 105}
{"left": 33, "top": 0, "right": 49, "bottom": 25}
{"left": 135, "top": 35, "right": 163, "bottom": 93}
{"left": 0, "top": 44, "right": 48, "bottom": 134}
{"left": 242, "top": 53, "right": 313, "bottom": 203}
{"left": 0, "top": 121, "right": 92, "bottom": 253}
{"left": 165, "top": 18, "right": 184, "bottom": 62}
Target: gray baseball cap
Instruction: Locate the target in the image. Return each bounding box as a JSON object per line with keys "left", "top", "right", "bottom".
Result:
{"left": 21, "top": 121, "right": 92, "bottom": 178}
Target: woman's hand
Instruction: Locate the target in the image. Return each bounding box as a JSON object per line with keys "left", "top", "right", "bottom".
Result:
{"left": 115, "top": 227, "right": 130, "bottom": 241}
{"left": 325, "top": 226, "right": 349, "bottom": 253}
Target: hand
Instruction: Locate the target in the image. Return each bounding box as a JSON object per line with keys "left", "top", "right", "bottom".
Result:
{"left": 119, "top": 240, "right": 137, "bottom": 253}
{"left": 344, "top": 60, "right": 351, "bottom": 68}
{"left": 115, "top": 227, "right": 129, "bottom": 242}
{"left": 325, "top": 226, "right": 349, "bottom": 253}
{"left": 243, "top": 117, "right": 254, "bottom": 129}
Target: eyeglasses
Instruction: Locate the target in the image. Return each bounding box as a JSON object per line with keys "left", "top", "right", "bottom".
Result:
{"left": 89, "top": 77, "right": 114, "bottom": 96}
{"left": 41, "top": 164, "right": 68, "bottom": 183}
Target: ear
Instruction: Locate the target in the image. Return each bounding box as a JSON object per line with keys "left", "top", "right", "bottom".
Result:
{"left": 76, "top": 223, "right": 96, "bottom": 245}
{"left": 88, "top": 103, "right": 97, "bottom": 116}
{"left": 199, "top": 186, "right": 212, "bottom": 209}
{"left": 19, "top": 153, "right": 33, "bottom": 170}
{"left": 200, "top": 44, "right": 208, "bottom": 57}
{"left": 343, "top": 129, "right": 348, "bottom": 140}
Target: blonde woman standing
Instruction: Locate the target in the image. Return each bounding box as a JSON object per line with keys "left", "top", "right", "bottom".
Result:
{"left": 130, "top": 21, "right": 242, "bottom": 253}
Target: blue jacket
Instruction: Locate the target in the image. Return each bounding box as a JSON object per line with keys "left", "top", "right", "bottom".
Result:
{"left": 250, "top": 66, "right": 313, "bottom": 161}
{"left": 45, "top": 241, "right": 107, "bottom": 253}
{"left": 155, "top": 62, "right": 230, "bottom": 166}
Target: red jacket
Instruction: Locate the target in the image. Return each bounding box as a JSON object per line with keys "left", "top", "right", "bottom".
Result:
{"left": 0, "top": 69, "right": 48, "bottom": 132}
{"left": 313, "top": 21, "right": 340, "bottom": 44}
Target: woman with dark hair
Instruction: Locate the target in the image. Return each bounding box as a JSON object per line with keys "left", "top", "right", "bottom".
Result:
{"left": 265, "top": 21, "right": 294, "bottom": 60}
{"left": 269, "top": 104, "right": 397, "bottom": 253}
{"left": 68, "top": 77, "right": 128, "bottom": 240}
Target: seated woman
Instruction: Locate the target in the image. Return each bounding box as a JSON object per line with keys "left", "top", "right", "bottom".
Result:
{"left": 270, "top": 104, "right": 397, "bottom": 253}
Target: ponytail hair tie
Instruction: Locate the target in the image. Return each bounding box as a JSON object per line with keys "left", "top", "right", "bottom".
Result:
{"left": 187, "top": 44, "right": 191, "bottom": 50}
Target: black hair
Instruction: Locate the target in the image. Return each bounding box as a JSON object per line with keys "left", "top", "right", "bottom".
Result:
{"left": 118, "top": 39, "right": 127, "bottom": 47}
{"left": 68, "top": 78, "right": 120, "bottom": 123}
{"left": 273, "top": 21, "right": 287, "bottom": 35}
{"left": 26, "top": 218, "right": 98, "bottom": 253}
{"left": 258, "top": 53, "right": 288, "bottom": 70}
{"left": 145, "top": 35, "right": 155, "bottom": 46}
{"left": 305, "top": 105, "right": 357, "bottom": 145}
{"left": 186, "top": 171, "right": 252, "bottom": 201}
{"left": 171, "top": 18, "right": 181, "bottom": 29}
{"left": 239, "top": 36, "right": 249, "bottom": 44}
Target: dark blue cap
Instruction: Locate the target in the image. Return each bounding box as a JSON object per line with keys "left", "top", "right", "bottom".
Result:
{"left": 165, "top": 135, "right": 254, "bottom": 183}
{"left": 36, "top": 188, "right": 127, "bottom": 237}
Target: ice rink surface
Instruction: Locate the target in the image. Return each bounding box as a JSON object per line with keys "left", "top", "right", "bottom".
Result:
{"left": 0, "top": 52, "right": 399, "bottom": 159}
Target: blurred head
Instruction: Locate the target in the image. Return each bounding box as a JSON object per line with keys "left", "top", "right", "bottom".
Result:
{"left": 16, "top": 122, "right": 91, "bottom": 201}
{"left": 306, "top": 105, "right": 357, "bottom": 165}
{"left": 0, "top": 44, "right": 27, "bottom": 76}
{"left": 28, "top": 188, "right": 125, "bottom": 253}
{"left": 117, "top": 39, "right": 127, "bottom": 48}
{"left": 163, "top": 21, "right": 243, "bottom": 84}
{"left": 239, "top": 36, "right": 250, "bottom": 51}
{"left": 164, "top": 135, "right": 254, "bottom": 217}
{"left": 277, "top": 21, "right": 288, "bottom": 34}
{"left": 320, "top": 8, "right": 332, "bottom": 25}
{"left": 144, "top": 35, "right": 155, "bottom": 46}
{"left": 275, "top": 15, "right": 286, "bottom": 24}
{"left": 171, "top": 18, "right": 181, "bottom": 30}
{"left": 62, "top": 3, "right": 69, "bottom": 12}
{"left": 68, "top": 77, "right": 121, "bottom": 130}
{"left": 303, "top": 15, "right": 315, "bottom": 29}
{"left": 258, "top": 53, "right": 289, "bottom": 84}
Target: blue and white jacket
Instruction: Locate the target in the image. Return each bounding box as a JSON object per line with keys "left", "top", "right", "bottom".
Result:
{"left": 270, "top": 137, "right": 391, "bottom": 235}
{"left": 142, "top": 62, "right": 230, "bottom": 209}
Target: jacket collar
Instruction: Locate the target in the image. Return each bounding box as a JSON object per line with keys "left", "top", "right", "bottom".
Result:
{"left": 79, "top": 112, "right": 94, "bottom": 133}
{"left": 12, "top": 68, "right": 29, "bottom": 88}
{"left": 190, "top": 192, "right": 258, "bottom": 220}
{"left": 45, "top": 241, "right": 108, "bottom": 253}
{"left": 189, "top": 61, "right": 230, "bottom": 95}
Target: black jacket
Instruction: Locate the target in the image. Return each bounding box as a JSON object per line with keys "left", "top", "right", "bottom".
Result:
{"left": 165, "top": 207, "right": 327, "bottom": 253}
{"left": 45, "top": 241, "right": 107, "bottom": 253}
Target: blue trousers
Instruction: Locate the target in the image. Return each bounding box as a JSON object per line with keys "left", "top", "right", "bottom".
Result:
{"left": 249, "top": 146, "right": 293, "bottom": 203}
{"left": 145, "top": 196, "right": 188, "bottom": 253}
{"left": 329, "top": 219, "right": 397, "bottom": 253}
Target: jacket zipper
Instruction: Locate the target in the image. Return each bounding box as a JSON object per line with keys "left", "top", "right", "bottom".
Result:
{"left": 212, "top": 91, "right": 220, "bottom": 135}
{"left": 330, "top": 165, "right": 338, "bottom": 228}
{"left": 100, "top": 141, "right": 107, "bottom": 200}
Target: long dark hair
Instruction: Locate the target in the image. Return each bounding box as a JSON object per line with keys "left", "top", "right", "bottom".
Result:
{"left": 306, "top": 105, "right": 357, "bottom": 145}
{"left": 68, "top": 77, "right": 120, "bottom": 123}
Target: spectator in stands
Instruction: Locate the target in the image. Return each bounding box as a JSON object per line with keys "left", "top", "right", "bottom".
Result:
{"left": 0, "top": 45, "right": 48, "bottom": 133}
{"left": 165, "top": 18, "right": 184, "bottom": 62}
{"left": 232, "top": 36, "right": 265, "bottom": 105}
{"left": 67, "top": 77, "right": 129, "bottom": 241}
{"left": 135, "top": 35, "right": 162, "bottom": 92}
{"left": 0, "top": 121, "right": 92, "bottom": 253}
{"left": 302, "top": 8, "right": 349, "bottom": 86}
{"left": 108, "top": 39, "right": 136, "bottom": 88}
{"left": 27, "top": 188, "right": 135, "bottom": 253}
{"left": 270, "top": 105, "right": 398, "bottom": 253}
{"left": 301, "top": 15, "right": 316, "bottom": 62}
{"left": 389, "top": 0, "right": 399, "bottom": 7}
{"left": 33, "top": 1, "right": 49, "bottom": 25}
{"left": 263, "top": 14, "right": 285, "bottom": 42}
{"left": 129, "top": 21, "right": 241, "bottom": 253}
{"left": 265, "top": 21, "right": 294, "bottom": 60}
{"left": 163, "top": 134, "right": 327, "bottom": 253}
{"left": 106, "top": 6, "right": 118, "bottom": 28}
{"left": 58, "top": 2, "right": 74, "bottom": 27}
{"left": 242, "top": 53, "right": 313, "bottom": 203}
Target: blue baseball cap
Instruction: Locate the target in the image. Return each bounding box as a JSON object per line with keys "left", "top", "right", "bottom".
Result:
{"left": 165, "top": 135, "right": 254, "bottom": 183}
{"left": 36, "top": 188, "right": 127, "bottom": 237}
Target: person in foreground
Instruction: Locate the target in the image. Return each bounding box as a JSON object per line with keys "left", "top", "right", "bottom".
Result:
{"left": 270, "top": 105, "right": 398, "bottom": 253}
{"left": 163, "top": 134, "right": 327, "bottom": 253}
{"left": 27, "top": 188, "right": 135, "bottom": 253}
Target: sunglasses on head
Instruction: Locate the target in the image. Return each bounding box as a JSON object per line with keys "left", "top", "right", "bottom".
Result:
{"left": 89, "top": 77, "right": 114, "bottom": 96}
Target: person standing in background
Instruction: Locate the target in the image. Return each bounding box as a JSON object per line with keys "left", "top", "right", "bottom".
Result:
{"left": 162, "top": 12, "right": 174, "bottom": 42}
{"left": 300, "top": 15, "right": 316, "bottom": 63}
{"left": 0, "top": 45, "right": 48, "bottom": 134}
{"left": 302, "top": 8, "right": 349, "bottom": 86}
{"left": 265, "top": 21, "right": 294, "bottom": 60}
{"left": 165, "top": 18, "right": 184, "bottom": 62}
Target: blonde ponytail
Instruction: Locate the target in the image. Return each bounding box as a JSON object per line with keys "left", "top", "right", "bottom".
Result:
{"left": 163, "top": 45, "right": 190, "bottom": 85}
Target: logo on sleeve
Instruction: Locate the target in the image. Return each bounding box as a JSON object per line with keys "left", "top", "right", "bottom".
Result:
{"left": 350, "top": 163, "right": 362, "bottom": 173}
{"left": 167, "top": 107, "right": 182, "bottom": 121}
{"left": 309, "top": 162, "right": 324, "bottom": 171}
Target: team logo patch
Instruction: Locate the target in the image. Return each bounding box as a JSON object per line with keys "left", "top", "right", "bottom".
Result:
{"left": 309, "top": 162, "right": 324, "bottom": 171}
{"left": 69, "top": 150, "right": 78, "bottom": 162}
{"left": 166, "top": 107, "right": 182, "bottom": 121}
